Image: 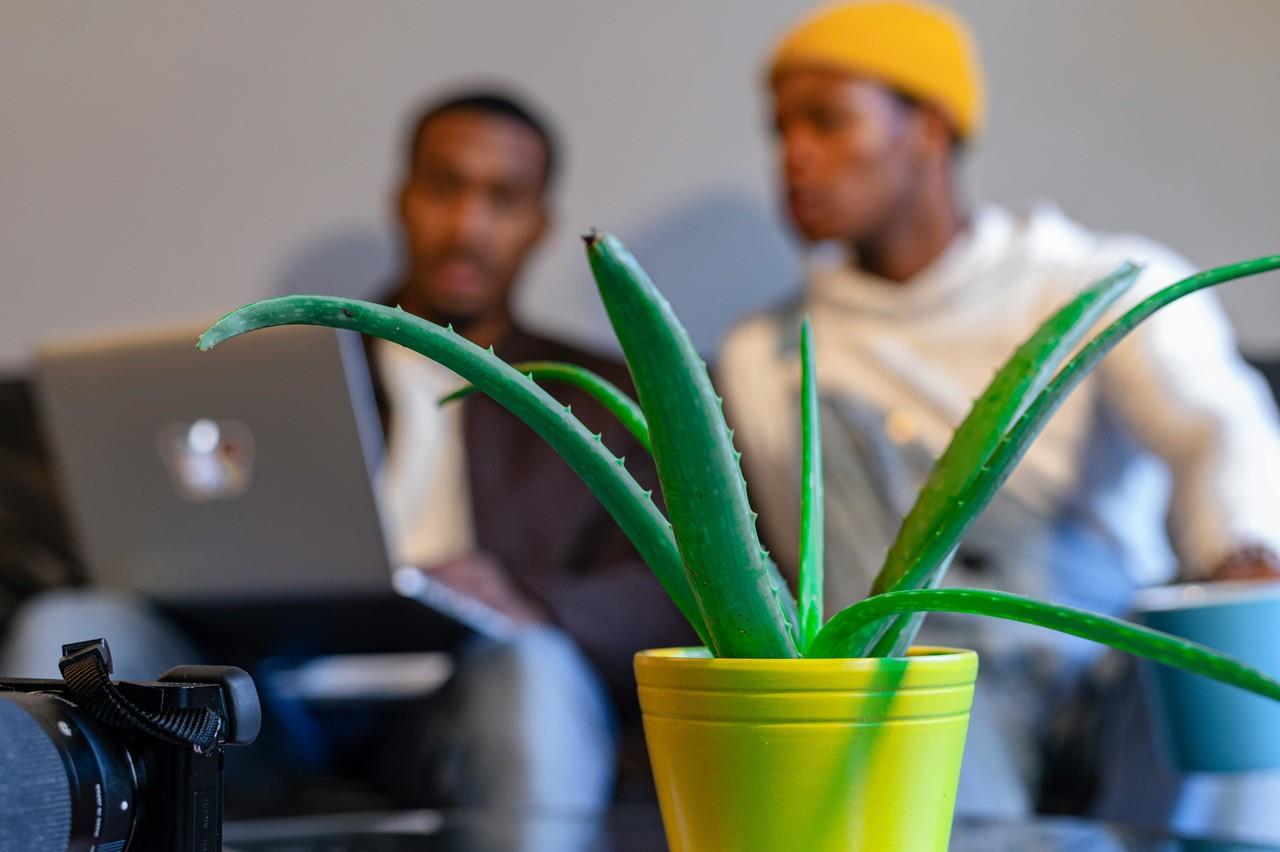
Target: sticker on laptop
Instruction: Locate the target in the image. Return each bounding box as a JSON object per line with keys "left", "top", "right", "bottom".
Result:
{"left": 156, "top": 418, "right": 255, "bottom": 502}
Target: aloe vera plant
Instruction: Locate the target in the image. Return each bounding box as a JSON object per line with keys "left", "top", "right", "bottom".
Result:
{"left": 199, "top": 235, "right": 1280, "bottom": 705}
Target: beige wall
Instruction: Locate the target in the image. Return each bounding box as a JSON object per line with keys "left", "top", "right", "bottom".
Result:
{"left": 2, "top": 0, "right": 1278, "bottom": 369}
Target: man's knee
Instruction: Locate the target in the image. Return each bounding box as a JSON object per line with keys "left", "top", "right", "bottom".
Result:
{"left": 461, "top": 628, "right": 602, "bottom": 704}
{"left": 1, "top": 589, "right": 195, "bottom": 679}
{"left": 438, "top": 627, "right": 618, "bottom": 808}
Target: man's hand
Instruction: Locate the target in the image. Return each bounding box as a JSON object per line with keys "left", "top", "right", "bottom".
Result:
{"left": 1210, "top": 545, "right": 1280, "bottom": 582}
{"left": 424, "top": 552, "right": 550, "bottom": 624}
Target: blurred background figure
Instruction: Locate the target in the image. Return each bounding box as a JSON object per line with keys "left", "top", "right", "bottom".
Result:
{"left": 1, "top": 88, "right": 693, "bottom": 815}
{"left": 364, "top": 88, "right": 695, "bottom": 807}
{"left": 718, "top": 0, "right": 1280, "bottom": 840}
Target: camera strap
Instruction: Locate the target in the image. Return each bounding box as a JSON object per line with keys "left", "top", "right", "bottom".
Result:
{"left": 58, "top": 639, "right": 223, "bottom": 753}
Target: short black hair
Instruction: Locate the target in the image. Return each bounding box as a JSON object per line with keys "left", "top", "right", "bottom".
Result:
{"left": 404, "top": 90, "right": 559, "bottom": 190}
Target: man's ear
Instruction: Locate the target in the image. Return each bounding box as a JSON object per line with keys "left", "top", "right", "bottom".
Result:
{"left": 530, "top": 203, "right": 552, "bottom": 248}
{"left": 908, "top": 104, "right": 955, "bottom": 171}
{"left": 532, "top": 204, "right": 552, "bottom": 244}
{"left": 395, "top": 180, "right": 411, "bottom": 225}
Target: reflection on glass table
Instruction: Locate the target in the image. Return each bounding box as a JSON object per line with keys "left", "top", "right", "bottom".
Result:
{"left": 223, "top": 808, "right": 1280, "bottom": 852}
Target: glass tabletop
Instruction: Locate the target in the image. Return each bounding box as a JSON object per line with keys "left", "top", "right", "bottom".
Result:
{"left": 224, "top": 807, "right": 1280, "bottom": 851}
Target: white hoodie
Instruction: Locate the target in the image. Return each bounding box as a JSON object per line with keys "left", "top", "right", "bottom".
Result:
{"left": 719, "top": 205, "right": 1280, "bottom": 610}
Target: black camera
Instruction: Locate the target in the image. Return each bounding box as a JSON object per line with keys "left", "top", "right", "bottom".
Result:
{"left": 0, "top": 638, "right": 260, "bottom": 852}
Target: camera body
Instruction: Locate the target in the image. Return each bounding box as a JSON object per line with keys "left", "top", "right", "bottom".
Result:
{"left": 0, "top": 639, "right": 260, "bottom": 852}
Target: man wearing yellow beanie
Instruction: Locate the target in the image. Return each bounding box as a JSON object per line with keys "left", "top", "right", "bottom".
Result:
{"left": 719, "top": 0, "right": 1280, "bottom": 839}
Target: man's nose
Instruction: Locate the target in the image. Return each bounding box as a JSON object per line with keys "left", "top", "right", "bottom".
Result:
{"left": 781, "top": 128, "right": 818, "bottom": 180}
{"left": 445, "top": 191, "right": 491, "bottom": 244}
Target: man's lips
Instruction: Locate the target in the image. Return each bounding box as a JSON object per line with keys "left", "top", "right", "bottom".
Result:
{"left": 434, "top": 258, "right": 486, "bottom": 292}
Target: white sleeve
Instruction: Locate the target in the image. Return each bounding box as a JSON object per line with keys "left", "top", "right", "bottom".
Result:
{"left": 1096, "top": 251, "right": 1280, "bottom": 579}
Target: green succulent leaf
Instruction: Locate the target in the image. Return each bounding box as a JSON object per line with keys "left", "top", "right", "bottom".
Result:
{"left": 866, "top": 263, "right": 1139, "bottom": 655}
{"left": 198, "top": 295, "right": 709, "bottom": 647}
{"left": 867, "top": 254, "right": 1280, "bottom": 658}
{"left": 809, "top": 588, "right": 1280, "bottom": 704}
{"left": 797, "top": 316, "right": 825, "bottom": 652}
{"left": 586, "top": 232, "right": 798, "bottom": 658}
{"left": 871, "top": 263, "right": 1137, "bottom": 597}
{"left": 439, "top": 360, "right": 652, "bottom": 454}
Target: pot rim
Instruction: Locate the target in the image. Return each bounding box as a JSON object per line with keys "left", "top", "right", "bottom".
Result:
{"left": 1133, "top": 578, "right": 1280, "bottom": 613}
{"left": 637, "top": 645, "right": 974, "bottom": 665}
{"left": 635, "top": 646, "right": 978, "bottom": 693}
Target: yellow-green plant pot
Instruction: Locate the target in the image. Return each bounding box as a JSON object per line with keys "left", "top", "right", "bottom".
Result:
{"left": 635, "top": 646, "right": 977, "bottom": 852}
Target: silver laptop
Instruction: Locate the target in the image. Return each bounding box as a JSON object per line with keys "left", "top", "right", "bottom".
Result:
{"left": 35, "top": 322, "right": 509, "bottom": 650}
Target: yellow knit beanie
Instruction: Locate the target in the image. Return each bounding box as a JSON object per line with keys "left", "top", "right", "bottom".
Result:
{"left": 769, "top": 1, "right": 986, "bottom": 139}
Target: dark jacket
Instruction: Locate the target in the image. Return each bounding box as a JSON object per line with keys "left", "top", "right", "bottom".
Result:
{"left": 370, "top": 326, "right": 696, "bottom": 716}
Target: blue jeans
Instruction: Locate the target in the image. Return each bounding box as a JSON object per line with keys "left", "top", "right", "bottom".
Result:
{"left": 368, "top": 628, "right": 618, "bottom": 812}
{"left": 1, "top": 589, "right": 619, "bottom": 814}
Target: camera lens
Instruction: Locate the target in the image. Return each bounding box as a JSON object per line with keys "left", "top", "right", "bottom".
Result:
{"left": 0, "top": 693, "right": 139, "bottom": 852}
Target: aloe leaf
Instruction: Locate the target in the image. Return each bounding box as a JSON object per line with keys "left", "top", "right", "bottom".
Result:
{"left": 865, "top": 264, "right": 1139, "bottom": 657}
{"left": 585, "top": 232, "right": 798, "bottom": 658}
{"left": 808, "top": 588, "right": 1280, "bottom": 704}
{"left": 867, "top": 254, "right": 1280, "bottom": 657}
{"left": 871, "top": 263, "right": 1139, "bottom": 598}
{"left": 769, "top": 555, "right": 803, "bottom": 649}
{"left": 440, "top": 360, "right": 652, "bottom": 453}
{"left": 198, "top": 295, "right": 710, "bottom": 647}
{"left": 797, "top": 317, "right": 824, "bottom": 652}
